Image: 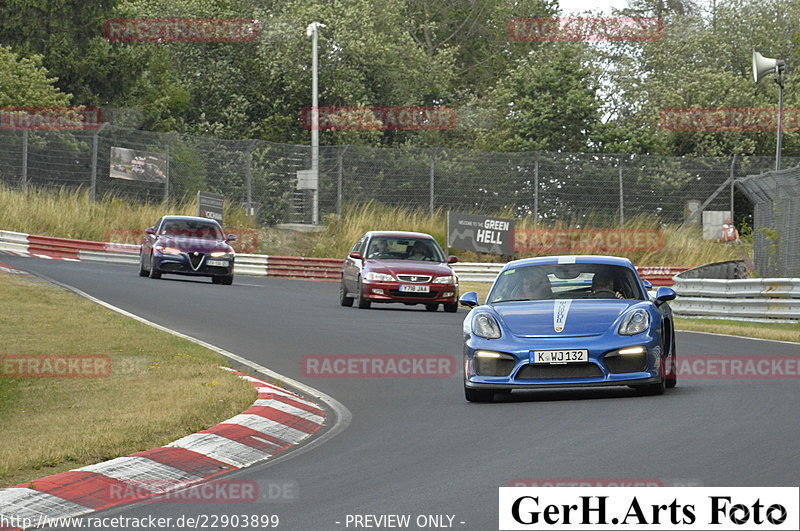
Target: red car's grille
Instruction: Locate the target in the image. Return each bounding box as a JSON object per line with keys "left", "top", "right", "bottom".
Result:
{"left": 397, "top": 275, "right": 432, "bottom": 283}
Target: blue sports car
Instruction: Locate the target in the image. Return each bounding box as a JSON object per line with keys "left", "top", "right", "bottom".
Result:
{"left": 459, "top": 255, "right": 678, "bottom": 402}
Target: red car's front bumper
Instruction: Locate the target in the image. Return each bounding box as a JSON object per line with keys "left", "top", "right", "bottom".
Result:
{"left": 361, "top": 280, "right": 457, "bottom": 304}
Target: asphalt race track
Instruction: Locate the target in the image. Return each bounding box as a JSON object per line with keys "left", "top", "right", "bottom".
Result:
{"left": 3, "top": 256, "right": 799, "bottom": 531}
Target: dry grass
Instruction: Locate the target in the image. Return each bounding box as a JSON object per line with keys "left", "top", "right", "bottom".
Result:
{"left": 0, "top": 185, "right": 258, "bottom": 242}
{"left": 457, "top": 283, "right": 799, "bottom": 343}
{"left": 302, "top": 203, "right": 750, "bottom": 267}
{"left": 0, "top": 272, "right": 255, "bottom": 487}
{"left": 0, "top": 187, "right": 750, "bottom": 267}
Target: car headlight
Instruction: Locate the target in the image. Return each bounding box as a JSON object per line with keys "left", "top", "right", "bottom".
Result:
{"left": 364, "top": 272, "right": 395, "bottom": 282}
{"left": 210, "top": 251, "right": 233, "bottom": 258}
{"left": 618, "top": 309, "right": 650, "bottom": 335}
{"left": 154, "top": 246, "right": 181, "bottom": 255}
{"left": 432, "top": 275, "right": 456, "bottom": 284}
{"left": 472, "top": 312, "right": 502, "bottom": 339}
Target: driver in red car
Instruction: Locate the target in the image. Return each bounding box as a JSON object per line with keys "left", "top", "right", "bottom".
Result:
{"left": 408, "top": 241, "right": 431, "bottom": 260}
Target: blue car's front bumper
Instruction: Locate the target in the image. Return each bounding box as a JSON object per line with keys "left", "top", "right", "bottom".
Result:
{"left": 463, "top": 332, "right": 663, "bottom": 390}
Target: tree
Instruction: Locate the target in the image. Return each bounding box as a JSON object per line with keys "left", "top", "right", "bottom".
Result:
{"left": 0, "top": 46, "right": 71, "bottom": 107}
{"left": 477, "top": 44, "right": 606, "bottom": 152}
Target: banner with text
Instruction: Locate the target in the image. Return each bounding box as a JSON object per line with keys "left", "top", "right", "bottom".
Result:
{"left": 198, "top": 191, "right": 224, "bottom": 223}
{"left": 447, "top": 212, "right": 515, "bottom": 255}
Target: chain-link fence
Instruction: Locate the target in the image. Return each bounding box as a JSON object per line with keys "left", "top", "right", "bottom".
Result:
{"left": 737, "top": 166, "right": 800, "bottom": 278}
{"left": 1, "top": 124, "right": 797, "bottom": 227}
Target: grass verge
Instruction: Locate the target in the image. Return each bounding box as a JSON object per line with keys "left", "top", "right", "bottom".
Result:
{"left": 1, "top": 187, "right": 750, "bottom": 268}
{"left": 0, "top": 272, "right": 256, "bottom": 488}
{"left": 458, "top": 282, "right": 799, "bottom": 343}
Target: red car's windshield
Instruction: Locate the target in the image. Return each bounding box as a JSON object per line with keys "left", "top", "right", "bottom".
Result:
{"left": 366, "top": 237, "right": 445, "bottom": 262}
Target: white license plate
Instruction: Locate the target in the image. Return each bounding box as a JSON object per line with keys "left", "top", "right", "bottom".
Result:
{"left": 399, "top": 284, "right": 429, "bottom": 293}
{"left": 206, "top": 259, "right": 228, "bottom": 267}
{"left": 534, "top": 350, "right": 588, "bottom": 363}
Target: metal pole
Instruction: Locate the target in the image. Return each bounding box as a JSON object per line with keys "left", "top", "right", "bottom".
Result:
{"left": 308, "top": 22, "right": 325, "bottom": 225}
{"left": 618, "top": 163, "right": 624, "bottom": 227}
{"left": 164, "top": 132, "right": 177, "bottom": 204}
{"left": 429, "top": 150, "right": 435, "bottom": 217}
{"left": 337, "top": 144, "right": 350, "bottom": 217}
{"left": 533, "top": 152, "right": 539, "bottom": 224}
{"left": 729, "top": 154, "right": 736, "bottom": 222}
{"left": 245, "top": 140, "right": 254, "bottom": 214}
{"left": 90, "top": 123, "right": 108, "bottom": 201}
{"left": 21, "top": 129, "right": 28, "bottom": 191}
{"left": 776, "top": 79, "right": 784, "bottom": 171}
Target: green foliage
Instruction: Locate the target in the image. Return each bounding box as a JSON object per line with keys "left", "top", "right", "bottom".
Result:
{"left": 0, "top": 46, "right": 71, "bottom": 107}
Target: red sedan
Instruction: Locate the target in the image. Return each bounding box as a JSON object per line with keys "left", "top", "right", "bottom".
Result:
{"left": 340, "top": 231, "right": 459, "bottom": 312}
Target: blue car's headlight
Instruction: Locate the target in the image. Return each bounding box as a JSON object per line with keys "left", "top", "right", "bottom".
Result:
{"left": 472, "top": 312, "right": 502, "bottom": 339}
{"left": 618, "top": 309, "right": 650, "bottom": 335}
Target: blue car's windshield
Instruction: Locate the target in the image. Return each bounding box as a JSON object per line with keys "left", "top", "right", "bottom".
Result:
{"left": 488, "top": 264, "right": 644, "bottom": 303}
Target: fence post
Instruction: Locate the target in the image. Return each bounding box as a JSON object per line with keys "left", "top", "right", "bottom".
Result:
{"left": 729, "top": 154, "right": 736, "bottom": 221}
{"left": 337, "top": 144, "right": 351, "bottom": 217}
{"left": 90, "top": 123, "right": 108, "bottom": 201}
{"left": 429, "top": 149, "right": 435, "bottom": 217}
{"left": 618, "top": 161, "right": 624, "bottom": 227}
{"left": 163, "top": 132, "right": 177, "bottom": 204}
{"left": 534, "top": 151, "right": 539, "bottom": 224}
{"left": 245, "top": 140, "right": 254, "bottom": 214}
{"left": 21, "top": 129, "right": 28, "bottom": 191}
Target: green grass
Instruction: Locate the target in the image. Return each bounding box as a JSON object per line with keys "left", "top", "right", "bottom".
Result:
{"left": 0, "top": 272, "right": 256, "bottom": 487}
{"left": 674, "top": 317, "right": 800, "bottom": 343}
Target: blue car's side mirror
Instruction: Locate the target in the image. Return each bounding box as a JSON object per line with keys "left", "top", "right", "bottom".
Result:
{"left": 642, "top": 279, "right": 653, "bottom": 289}
{"left": 459, "top": 291, "right": 479, "bottom": 308}
{"left": 654, "top": 286, "right": 677, "bottom": 306}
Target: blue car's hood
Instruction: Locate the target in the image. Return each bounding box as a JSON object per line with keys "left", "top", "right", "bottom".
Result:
{"left": 491, "top": 299, "right": 640, "bottom": 337}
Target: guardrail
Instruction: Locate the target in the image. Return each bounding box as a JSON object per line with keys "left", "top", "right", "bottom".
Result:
{"left": 670, "top": 261, "right": 800, "bottom": 321}
{"left": 1, "top": 229, "right": 688, "bottom": 285}
{"left": 671, "top": 275, "right": 800, "bottom": 320}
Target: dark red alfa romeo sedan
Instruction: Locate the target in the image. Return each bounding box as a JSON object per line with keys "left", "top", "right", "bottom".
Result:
{"left": 340, "top": 231, "right": 459, "bottom": 312}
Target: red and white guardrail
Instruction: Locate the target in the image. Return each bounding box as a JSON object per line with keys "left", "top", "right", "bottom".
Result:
{"left": 0, "top": 230, "right": 687, "bottom": 285}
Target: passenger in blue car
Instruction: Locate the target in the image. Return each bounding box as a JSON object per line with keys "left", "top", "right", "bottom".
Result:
{"left": 516, "top": 268, "right": 554, "bottom": 300}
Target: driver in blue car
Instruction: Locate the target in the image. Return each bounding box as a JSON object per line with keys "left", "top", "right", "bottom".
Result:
{"left": 591, "top": 271, "right": 625, "bottom": 299}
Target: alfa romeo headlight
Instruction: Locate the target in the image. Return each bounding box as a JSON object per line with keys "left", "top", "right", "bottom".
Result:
{"left": 618, "top": 309, "right": 650, "bottom": 335}
{"left": 472, "top": 312, "right": 502, "bottom": 339}
{"left": 154, "top": 246, "right": 181, "bottom": 255}
{"left": 210, "top": 251, "right": 233, "bottom": 258}
{"left": 365, "top": 272, "right": 395, "bottom": 282}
